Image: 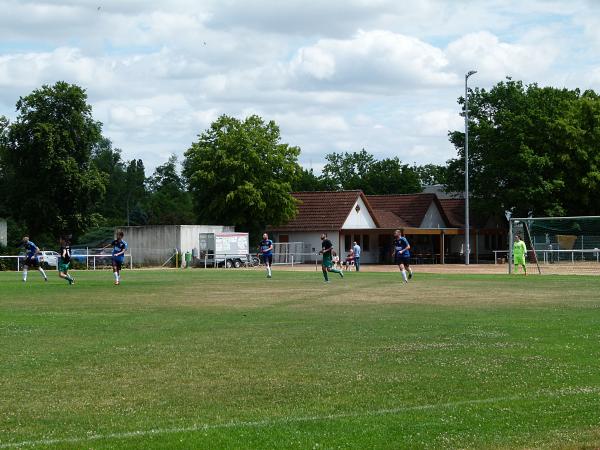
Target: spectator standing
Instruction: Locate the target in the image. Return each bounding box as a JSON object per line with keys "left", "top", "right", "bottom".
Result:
{"left": 353, "top": 241, "right": 361, "bottom": 272}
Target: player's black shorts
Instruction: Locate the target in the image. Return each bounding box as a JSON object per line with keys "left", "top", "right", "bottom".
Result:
{"left": 25, "top": 255, "right": 40, "bottom": 268}
{"left": 394, "top": 253, "right": 410, "bottom": 266}
{"left": 263, "top": 254, "right": 273, "bottom": 266}
{"left": 112, "top": 257, "right": 123, "bottom": 271}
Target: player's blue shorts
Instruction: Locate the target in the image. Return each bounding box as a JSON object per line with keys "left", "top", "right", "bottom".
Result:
{"left": 25, "top": 255, "right": 40, "bottom": 268}
{"left": 263, "top": 254, "right": 273, "bottom": 266}
{"left": 112, "top": 256, "right": 124, "bottom": 270}
{"left": 394, "top": 252, "right": 410, "bottom": 265}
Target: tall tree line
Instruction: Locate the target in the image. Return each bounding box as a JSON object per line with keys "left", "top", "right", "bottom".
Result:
{"left": 3, "top": 78, "right": 600, "bottom": 247}
{"left": 0, "top": 82, "right": 431, "bottom": 246}
{"left": 446, "top": 78, "right": 600, "bottom": 218}
{"left": 0, "top": 82, "right": 194, "bottom": 246}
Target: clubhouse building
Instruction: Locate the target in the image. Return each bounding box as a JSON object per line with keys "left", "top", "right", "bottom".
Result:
{"left": 268, "top": 190, "right": 507, "bottom": 264}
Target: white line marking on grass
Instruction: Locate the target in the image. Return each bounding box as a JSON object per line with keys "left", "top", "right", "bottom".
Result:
{"left": 2, "top": 386, "right": 600, "bottom": 449}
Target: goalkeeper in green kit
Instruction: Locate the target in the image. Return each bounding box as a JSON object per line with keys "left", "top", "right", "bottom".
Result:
{"left": 513, "top": 234, "right": 527, "bottom": 276}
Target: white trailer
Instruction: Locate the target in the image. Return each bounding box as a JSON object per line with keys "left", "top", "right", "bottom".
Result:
{"left": 198, "top": 232, "right": 251, "bottom": 268}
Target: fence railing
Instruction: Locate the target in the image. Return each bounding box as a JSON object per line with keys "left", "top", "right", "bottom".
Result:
{"left": 493, "top": 249, "right": 600, "bottom": 264}
{"left": 0, "top": 251, "right": 325, "bottom": 271}
{"left": 195, "top": 252, "right": 324, "bottom": 269}
{"left": 0, "top": 254, "right": 133, "bottom": 271}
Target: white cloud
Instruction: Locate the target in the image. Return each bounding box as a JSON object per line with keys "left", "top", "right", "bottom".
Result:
{"left": 0, "top": 0, "right": 593, "bottom": 173}
{"left": 415, "top": 110, "right": 464, "bottom": 137}
{"left": 290, "top": 47, "right": 336, "bottom": 80}
{"left": 289, "top": 30, "right": 458, "bottom": 91}
{"left": 446, "top": 31, "right": 559, "bottom": 82}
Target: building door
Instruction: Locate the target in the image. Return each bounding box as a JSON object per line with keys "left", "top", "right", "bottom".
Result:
{"left": 378, "top": 233, "right": 391, "bottom": 264}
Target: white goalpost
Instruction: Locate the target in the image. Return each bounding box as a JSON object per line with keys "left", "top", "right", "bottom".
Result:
{"left": 508, "top": 216, "right": 600, "bottom": 275}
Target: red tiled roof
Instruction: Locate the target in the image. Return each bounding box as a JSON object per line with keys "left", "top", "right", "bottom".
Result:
{"left": 439, "top": 199, "right": 465, "bottom": 228}
{"left": 270, "top": 191, "right": 377, "bottom": 231}
{"left": 367, "top": 193, "right": 449, "bottom": 228}
{"left": 372, "top": 210, "right": 409, "bottom": 228}
{"left": 271, "top": 190, "right": 458, "bottom": 232}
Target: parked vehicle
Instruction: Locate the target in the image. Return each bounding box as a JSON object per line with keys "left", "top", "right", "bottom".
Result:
{"left": 198, "top": 232, "right": 250, "bottom": 268}
{"left": 38, "top": 251, "right": 60, "bottom": 268}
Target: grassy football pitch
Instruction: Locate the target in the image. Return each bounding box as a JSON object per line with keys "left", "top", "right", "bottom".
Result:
{"left": 1, "top": 269, "right": 600, "bottom": 449}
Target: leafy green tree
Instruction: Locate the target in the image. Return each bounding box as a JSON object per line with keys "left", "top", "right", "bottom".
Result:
{"left": 322, "top": 150, "right": 421, "bottom": 194}
{"left": 2, "top": 82, "right": 105, "bottom": 237}
{"left": 292, "top": 167, "right": 335, "bottom": 191}
{"left": 552, "top": 90, "right": 600, "bottom": 215}
{"left": 414, "top": 164, "right": 448, "bottom": 186}
{"left": 363, "top": 157, "right": 421, "bottom": 194}
{"left": 446, "top": 79, "right": 600, "bottom": 217}
{"left": 322, "top": 149, "right": 375, "bottom": 190}
{"left": 146, "top": 155, "right": 194, "bottom": 224}
{"left": 0, "top": 116, "right": 9, "bottom": 219}
{"left": 183, "top": 115, "right": 301, "bottom": 235}
{"left": 125, "top": 159, "right": 147, "bottom": 225}
{"left": 92, "top": 137, "right": 127, "bottom": 224}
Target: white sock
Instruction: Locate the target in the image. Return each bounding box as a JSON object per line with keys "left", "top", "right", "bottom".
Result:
{"left": 401, "top": 269, "right": 408, "bottom": 282}
{"left": 23, "top": 270, "right": 28, "bottom": 281}
{"left": 114, "top": 272, "right": 119, "bottom": 282}
{"left": 268, "top": 266, "right": 272, "bottom": 276}
{"left": 38, "top": 267, "right": 47, "bottom": 279}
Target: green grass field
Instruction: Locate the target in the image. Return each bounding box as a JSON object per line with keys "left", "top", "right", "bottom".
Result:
{"left": 1, "top": 269, "right": 600, "bottom": 449}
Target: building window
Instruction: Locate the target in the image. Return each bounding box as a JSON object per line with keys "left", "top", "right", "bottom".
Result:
{"left": 353, "top": 234, "right": 361, "bottom": 247}
{"left": 345, "top": 234, "right": 352, "bottom": 251}
{"left": 362, "top": 234, "right": 370, "bottom": 251}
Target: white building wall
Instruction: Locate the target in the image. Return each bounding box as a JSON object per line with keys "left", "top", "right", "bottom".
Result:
{"left": 179, "top": 225, "right": 235, "bottom": 255}
{"left": 420, "top": 203, "right": 446, "bottom": 228}
{"left": 0, "top": 219, "right": 6, "bottom": 247}
{"left": 119, "top": 225, "right": 234, "bottom": 264}
{"left": 119, "top": 225, "right": 178, "bottom": 265}
{"left": 341, "top": 197, "right": 378, "bottom": 229}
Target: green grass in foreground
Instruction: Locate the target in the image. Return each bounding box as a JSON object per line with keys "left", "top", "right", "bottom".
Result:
{"left": 1, "top": 269, "right": 600, "bottom": 449}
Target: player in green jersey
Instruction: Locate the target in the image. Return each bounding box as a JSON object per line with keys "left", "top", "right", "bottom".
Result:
{"left": 513, "top": 234, "right": 527, "bottom": 276}
{"left": 319, "top": 233, "right": 344, "bottom": 283}
{"left": 58, "top": 236, "right": 75, "bottom": 285}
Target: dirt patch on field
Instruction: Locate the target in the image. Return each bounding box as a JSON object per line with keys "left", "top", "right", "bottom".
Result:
{"left": 276, "top": 263, "right": 508, "bottom": 274}
{"left": 275, "top": 263, "right": 599, "bottom": 276}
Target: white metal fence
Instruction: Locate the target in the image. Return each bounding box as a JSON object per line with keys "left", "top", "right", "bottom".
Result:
{"left": 196, "top": 252, "right": 324, "bottom": 269}
{"left": 0, "top": 253, "right": 133, "bottom": 271}
{"left": 494, "top": 249, "right": 600, "bottom": 265}
{"left": 0, "top": 250, "right": 326, "bottom": 271}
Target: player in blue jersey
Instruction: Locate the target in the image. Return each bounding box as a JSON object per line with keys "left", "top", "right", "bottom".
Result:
{"left": 259, "top": 233, "right": 274, "bottom": 278}
{"left": 109, "top": 231, "right": 127, "bottom": 285}
{"left": 21, "top": 236, "right": 48, "bottom": 282}
{"left": 393, "top": 229, "right": 413, "bottom": 283}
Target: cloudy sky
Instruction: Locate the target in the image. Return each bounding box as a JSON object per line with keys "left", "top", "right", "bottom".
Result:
{"left": 1, "top": 0, "right": 600, "bottom": 173}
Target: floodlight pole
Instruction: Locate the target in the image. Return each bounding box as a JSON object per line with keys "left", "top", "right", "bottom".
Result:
{"left": 464, "top": 70, "right": 477, "bottom": 265}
